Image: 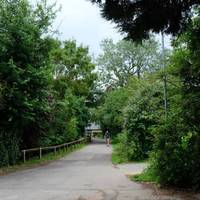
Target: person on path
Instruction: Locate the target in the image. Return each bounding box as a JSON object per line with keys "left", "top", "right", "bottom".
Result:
{"left": 104, "top": 130, "right": 110, "bottom": 146}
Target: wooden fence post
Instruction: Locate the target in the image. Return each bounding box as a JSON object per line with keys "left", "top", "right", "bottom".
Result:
{"left": 23, "top": 150, "right": 26, "bottom": 163}
{"left": 21, "top": 138, "right": 85, "bottom": 162}
{"left": 39, "top": 147, "right": 42, "bottom": 159}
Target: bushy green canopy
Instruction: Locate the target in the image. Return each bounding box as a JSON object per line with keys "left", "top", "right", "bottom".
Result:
{"left": 90, "top": 0, "right": 199, "bottom": 41}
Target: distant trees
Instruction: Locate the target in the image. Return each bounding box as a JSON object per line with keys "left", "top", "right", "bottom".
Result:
{"left": 95, "top": 87, "right": 130, "bottom": 136}
{"left": 97, "top": 37, "right": 159, "bottom": 88}
{"left": 94, "top": 37, "right": 165, "bottom": 161}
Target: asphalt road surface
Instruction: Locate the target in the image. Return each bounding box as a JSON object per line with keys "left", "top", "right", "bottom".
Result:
{"left": 0, "top": 139, "right": 198, "bottom": 200}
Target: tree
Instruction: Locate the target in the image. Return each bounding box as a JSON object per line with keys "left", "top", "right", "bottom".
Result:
{"left": 51, "top": 40, "right": 97, "bottom": 98}
{"left": 146, "top": 9, "right": 200, "bottom": 189}
{"left": 0, "top": 0, "right": 56, "bottom": 165}
{"left": 111, "top": 77, "right": 164, "bottom": 162}
{"left": 97, "top": 38, "right": 159, "bottom": 88}
{"left": 90, "top": 0, "right": 199, "bottom": 41}
{"left": 95, "top": 87, "right": 130, "bottom": 136}
{"left": 172, "top": 10, "right": 200, "bottom": 129}
{"left": 42, "top": 40, "right": 97, "bottom": 145}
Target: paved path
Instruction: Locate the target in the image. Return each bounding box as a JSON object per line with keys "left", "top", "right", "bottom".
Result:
{"left": 116, "top": 162, "right": 147, "bottom": 176}
{"left": 0, "top": 139, "right": 198, "bottom": 200}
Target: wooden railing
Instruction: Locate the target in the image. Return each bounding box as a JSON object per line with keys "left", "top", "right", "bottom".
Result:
{"left": 21, "top": 138, "right": 87, "bottom": 163}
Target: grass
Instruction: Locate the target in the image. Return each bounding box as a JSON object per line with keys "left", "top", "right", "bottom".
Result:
{"left": 112, "top": 150, "right": 126, "bottom": 164}
{"left": 111, "top": 143, "right": 148, "bottom": 165}
{"left": 130, "top": 166, "right": 158, "bottom": 184}
{"left": 0, "top": 143, "right": 86, "bottom": 176}
{"left": 111, "top": 143, "right": 127, "bottom": 164}
{"left": 112, "top": 142, "right": 157, "bottom": 184}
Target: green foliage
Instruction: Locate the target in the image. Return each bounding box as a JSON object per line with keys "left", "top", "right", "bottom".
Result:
{"left": 90, "top": 0, "right": 199, "bottom": 41}
{"left": 112, "top": 131, "right": 151, "bottom": 164}
{"left": 0, "top": 0, "right": 56, "bottom": 167}
{"left": 0, "top": 1, "right": 96, "bottom": 167}
{"left": 52, "top": 40, "right": 97, "bottom": 97}
{"left": 0, "top": 131, "right": 20, "bottom": 166}
{"left": 41, "top": 40, "right": 96, "bottom": 146}
{"left": 175, "top": 15, "right": 200, "bottom": 129}
{"left": 47, "top": 40, "right": 96, "bottom": 143}
{"left": 66, "top": 117, "right": 78, "bottom": 140}
{"left": 151, "top": 113, "right": 200, "bottom": 189}
{"left": 97, "top": 38, "right": 159, "bottom": 88}
{"left": 112, "top": 133, "right": 129, "bottom": 163}
{"left": 95, "top": 87, "right": 130, "bottom": 136}
{"left": 147, "top": 10, "right": 200, "bottom": 189}
{"left": 131, "top": 166, "right": 158, "bottom": 183}
{"left": 115, "top": 78, "right": 163, "bottom": 161}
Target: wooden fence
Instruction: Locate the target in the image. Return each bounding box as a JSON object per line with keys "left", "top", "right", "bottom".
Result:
{"left": 21, "top": 138, "right": 87, "bottom": 163}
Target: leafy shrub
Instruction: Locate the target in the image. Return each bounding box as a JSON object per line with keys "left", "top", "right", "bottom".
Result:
{"left": 151, "top": 113, "right": 200, "bottom": 189}
{"left": 113, "top": 132, "right": 129, "bottom": 163}
{"left": 113, "top": 131, "right": 146, "bottom": 163}
{"left": 0, "top": 131, "right": 20, "bottom": 166}
{"left": 65, "top": 117, "right": 78, "bottom": 141}
{"left": 121, "top": 80, "right": 163, "bottom": 160}
{"left": 0, "top": 0, "right": 56, "bottom": 162}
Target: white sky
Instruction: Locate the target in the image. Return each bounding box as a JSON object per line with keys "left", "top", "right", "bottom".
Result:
{"left": 50, "top": 0, "right": 171, "bottom": 57}
{"left": 52, "top": 0, "right": 123, "bottom": 57}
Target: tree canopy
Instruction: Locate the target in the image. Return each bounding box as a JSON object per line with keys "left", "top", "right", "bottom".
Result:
{"left": 90, "top": 0, "right": 199, "bottom": 41}
{"left": 97, "top": 37, "right": 159, "bottom": 89}
{"left": 0, "top": 0, "right": 97, "bottom": 166}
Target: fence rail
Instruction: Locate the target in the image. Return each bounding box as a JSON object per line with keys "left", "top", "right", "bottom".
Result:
{"left": 21, "top": 138, "right": 86, "bottom": 163}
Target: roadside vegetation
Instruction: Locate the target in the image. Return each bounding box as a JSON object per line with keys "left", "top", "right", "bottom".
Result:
{"left": 131, "top": 167, "right": 159, "bottom": 184}
{"left": 92, "top": 8, "right": 200, "bottom": 190}
{"left": 0, "top": 142, "right": 86, "bottom": 176}
{"left": 1, "top": 0, "right": 200, "bottom": 192}
{"left": 0, "top": 0, "right": 96, "bottom": 167}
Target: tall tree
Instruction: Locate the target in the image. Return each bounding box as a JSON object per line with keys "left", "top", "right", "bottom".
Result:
{"left": 51, "top": 40, "right": 97, "bottom": 98}
{"left": 171, "top": 8, "right": 200, "bottom": 129}
{"left": 0, "top": 0, "right": 56, "bottom": 165}
{"left": 147, "top": 9, "right": 200, "bottom": 189}
{"left": 97, "top": 38, "right": 159, "bottom": 88}
{"left": 45, "top": 40, "right": 97, "bottom": 144}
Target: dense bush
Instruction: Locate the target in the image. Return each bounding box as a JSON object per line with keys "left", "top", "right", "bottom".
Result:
{"left": 112, "top": 10, "right": 200, "bottom": 189}
{"left": 149, "top": 10, "right": 200, "bottom": 189}
{"left": 116, "top": 79, "right": 163, "bottom": 160}
{"left": 151, "top": 113, "right": 200, "bottom": 189}
{"left": 0, "top": 0, "right": 56, "bottom": 156}
{"left": 0, "top": 131, "right": 20, "bottom": 166}
{"left": 114, "top": 131, "right": 143, "bottom": 163}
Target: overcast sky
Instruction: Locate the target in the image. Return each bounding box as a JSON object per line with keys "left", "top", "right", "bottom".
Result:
{"left": 51, "top": 0, "right": 171, "bottom": 57}
{"left": 52, "top": 0, "right": 123, "bottom": 57}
